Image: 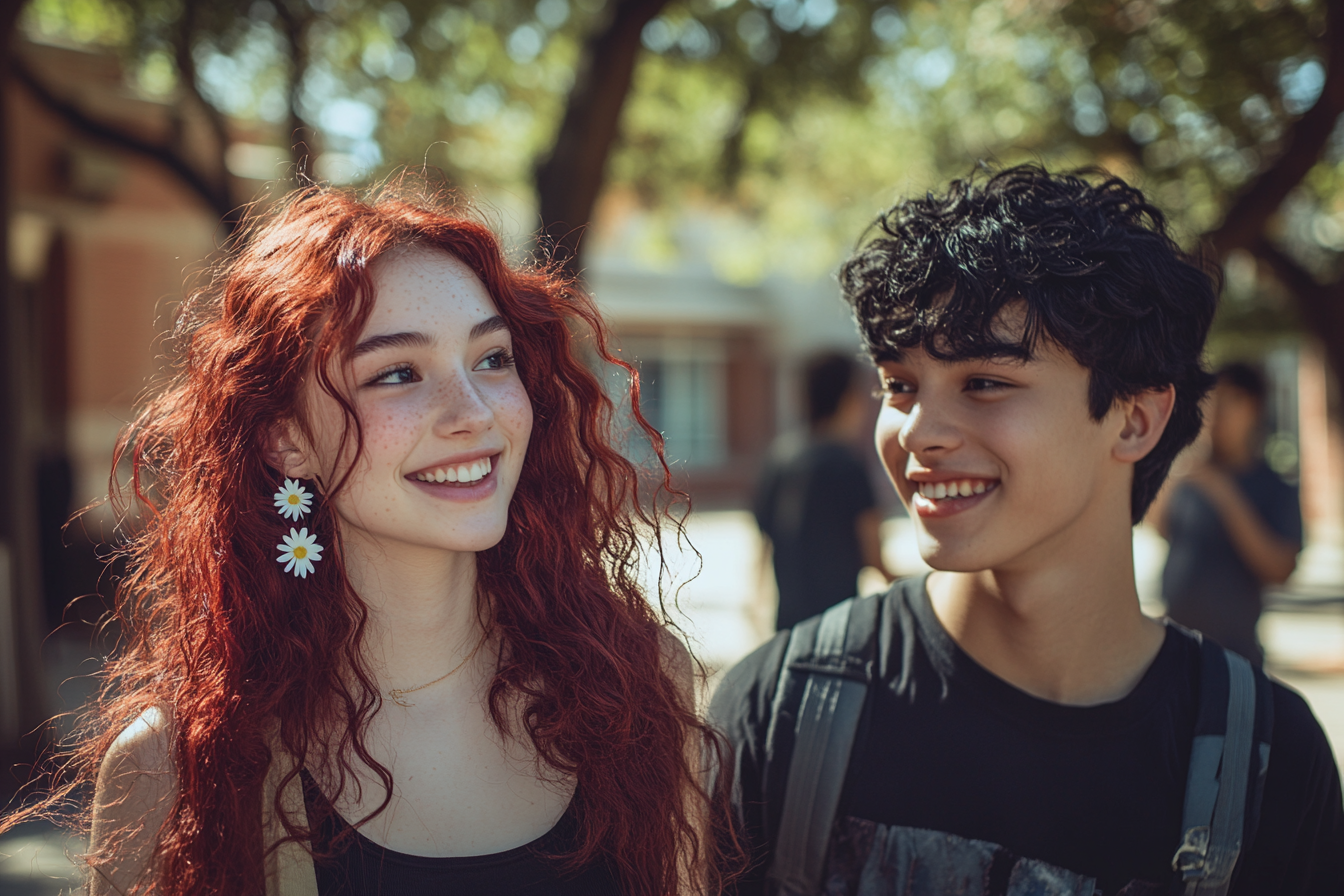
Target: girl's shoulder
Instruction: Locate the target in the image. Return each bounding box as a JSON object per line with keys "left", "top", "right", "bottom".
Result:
{"left": 90, "top": 707, "right": 176, "bottom": 894}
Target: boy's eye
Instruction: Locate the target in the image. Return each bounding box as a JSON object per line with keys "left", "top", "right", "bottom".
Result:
{"left": 368, "top": 364, "right": 419, "bottom": 386}
{"left": 966, "top": 377, "right": 1009, "bottom": 392}
{"left": 474, "top": 349, "right": 516, "bottom": 372}
{"left": 878, "top": 378, "right": 914, "bottom": 397}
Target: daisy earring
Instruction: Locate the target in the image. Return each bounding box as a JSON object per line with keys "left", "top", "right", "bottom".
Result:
{"left": 277, "top": 527, "right": 324, "bottom": 579}
{"left": 273, "top": 478, "right": 314, "bottom": 521}
{"left": 273, "top": 477, "right": 322, "bottom": 578}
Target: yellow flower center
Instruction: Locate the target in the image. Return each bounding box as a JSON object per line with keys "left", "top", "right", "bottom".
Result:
{"left": 288, "top": 494, "right": 300, "bottom": 505}
{"left": 292, "top": 546, "right": 307, "bottom": 559}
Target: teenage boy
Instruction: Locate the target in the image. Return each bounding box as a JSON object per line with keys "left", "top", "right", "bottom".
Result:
{"left": 710, "top": 166, "right": 1344, "bottom": 896}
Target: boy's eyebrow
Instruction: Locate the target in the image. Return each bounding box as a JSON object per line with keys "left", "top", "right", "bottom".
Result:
{"left": 873, "top": 343, "right": 1034, "bottom": 365}
{"left": 351, "top": 331, "right": 434, "bottom": 358}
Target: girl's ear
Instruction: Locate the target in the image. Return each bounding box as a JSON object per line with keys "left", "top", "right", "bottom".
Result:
{"left": 1114, "top": 385, "right": 1176, "bottom": 464}
{"left": 265, "top": 421, "right": 317, "bottom": 480}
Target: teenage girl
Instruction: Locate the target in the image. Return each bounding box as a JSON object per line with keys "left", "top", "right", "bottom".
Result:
{"left": 4, "top": 185, "right": 736, "bottom": 895}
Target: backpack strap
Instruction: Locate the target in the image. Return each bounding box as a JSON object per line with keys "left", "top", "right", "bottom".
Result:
{"left": 767, "top": 593, "right": 882, "bottom": 896}
{"left": 1171, "top": 638, "right": 1274, "bottom": 896}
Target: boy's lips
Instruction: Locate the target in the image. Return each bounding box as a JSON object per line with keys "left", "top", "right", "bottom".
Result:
{"left": 909, "top": 477, "right": 999, "bottom": 518}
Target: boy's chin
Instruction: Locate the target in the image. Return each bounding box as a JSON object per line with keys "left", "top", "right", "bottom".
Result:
{"left": 916, "top": 539, "right": 995, "bottom": 573}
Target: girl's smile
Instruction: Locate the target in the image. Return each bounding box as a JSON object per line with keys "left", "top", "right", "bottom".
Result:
{"left": 407, "top": 451, "right": 502, "bottom": 502}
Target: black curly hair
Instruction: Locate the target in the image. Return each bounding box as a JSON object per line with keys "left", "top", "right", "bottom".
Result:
{"left": 839, "top": 164, "right": 1219, "bottom": 523}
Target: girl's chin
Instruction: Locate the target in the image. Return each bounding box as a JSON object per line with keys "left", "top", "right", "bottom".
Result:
{"left": 342, "top": 522, "right": 510, "bottom": 558}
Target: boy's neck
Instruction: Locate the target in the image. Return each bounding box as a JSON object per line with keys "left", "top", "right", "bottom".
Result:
{"left": 926, "top": 537, "right": 1166, "bottom": 707}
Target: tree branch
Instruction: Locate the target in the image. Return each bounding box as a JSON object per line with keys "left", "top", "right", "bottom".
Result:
{"left": 1208, "top": 0, "right": 1344, "bottom": 255}
{"left": 534, "top": 0, "right": 671, "bottom": 274}
{"left": 10, "top": 56, "right": 233, "bottom": 222}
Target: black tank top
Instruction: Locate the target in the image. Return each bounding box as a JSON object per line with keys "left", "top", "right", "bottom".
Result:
{"left": 301, "top": 770, "right": 624, "bottom": 895}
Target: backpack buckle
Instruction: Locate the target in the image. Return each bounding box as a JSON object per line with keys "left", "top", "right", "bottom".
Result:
{"left": 1172, "top": 825, "right": 1210, "bottom": 875}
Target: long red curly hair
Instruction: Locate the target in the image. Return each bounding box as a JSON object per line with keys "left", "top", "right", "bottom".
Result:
{"left": 3, "top": 182, "right": 741, "bottom": 894}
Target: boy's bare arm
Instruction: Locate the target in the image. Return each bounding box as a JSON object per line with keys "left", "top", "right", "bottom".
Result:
{"left": 1188, "top": 466, "right": 1299, "bottom": 584}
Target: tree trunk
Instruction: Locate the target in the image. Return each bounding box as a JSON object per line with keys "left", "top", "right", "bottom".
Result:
{"left": 0, "top": 0, "right": 52, "bottom": 762}
{"left": 534, "top": 0, "right": 669, "bottom": 276}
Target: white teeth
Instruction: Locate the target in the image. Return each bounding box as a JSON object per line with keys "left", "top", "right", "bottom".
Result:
{"left": 416, "top": 457, "right": 496, "bottom": 484}
{"left": 917, "top": 479, "right": 994, "bottom": 499}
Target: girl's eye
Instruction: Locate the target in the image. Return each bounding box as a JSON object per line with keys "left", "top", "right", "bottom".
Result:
{"left": 877, "top": 379, "right": 914, "bottom": 397}
{"left": 474, "top": 349, "right": 516, "bottom": 372}
{"left": 966, "top": 377, "right": 1009, "bottom": 392}
{"left": 368, "top": 364, "right": 419, "bottom": 386}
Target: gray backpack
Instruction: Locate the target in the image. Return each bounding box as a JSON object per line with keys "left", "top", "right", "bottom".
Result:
{"left": 764, "top": 586, "right": 1274, "bottom": 896}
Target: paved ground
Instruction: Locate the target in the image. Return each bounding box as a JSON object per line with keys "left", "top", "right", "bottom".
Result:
{"left": 4, "top": 510, "right": 1343, "bottom": 894}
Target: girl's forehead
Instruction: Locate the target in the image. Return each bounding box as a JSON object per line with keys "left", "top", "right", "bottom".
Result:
{"left": 365, "top": 246, "right": 498, "bottom": 324}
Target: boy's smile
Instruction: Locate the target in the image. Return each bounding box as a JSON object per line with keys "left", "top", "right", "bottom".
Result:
{"left": 875, "top": 337, "right": 1136, "bottom": 574}
{"left": 910, "top": 475, "right": 1000, "bottom": 517}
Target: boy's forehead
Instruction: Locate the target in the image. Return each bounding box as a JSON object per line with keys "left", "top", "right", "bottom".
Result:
{"left": 877, "top": 333, "right": 1076, "bottom": 370}
{"left": 874, "top": 296, "right": 1041, "bottom": 363}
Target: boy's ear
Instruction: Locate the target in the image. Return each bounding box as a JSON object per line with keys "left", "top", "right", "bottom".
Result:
{"left": 265, "top": 421, "right": 317, "bottom": 480}
{"left": 1113, "top": 385, "right": 1176, "bottom": 464}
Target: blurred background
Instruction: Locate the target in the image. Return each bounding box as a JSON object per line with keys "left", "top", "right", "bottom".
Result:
{"left": 4, "top": 0, "right": 1344, "bottom": 889}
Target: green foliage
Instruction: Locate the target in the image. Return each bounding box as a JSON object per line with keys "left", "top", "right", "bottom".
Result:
{"left": 18, "top": 0, "right": 1344, "bottom": 319}
{"left": 22, "top": 0, "right": 133, "bottom": 45}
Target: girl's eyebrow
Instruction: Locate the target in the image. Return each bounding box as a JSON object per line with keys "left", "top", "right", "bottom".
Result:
{"left": 351, "top": 316, "right": 508, "bottom": 358}
{"left": 351, "top": 331, "right": 433, "bottom": 358}
{"left": 469, "top": 315, "right": 509, "bottom": 340}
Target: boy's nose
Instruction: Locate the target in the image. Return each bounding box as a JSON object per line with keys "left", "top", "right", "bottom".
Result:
{"left": 898, "top": 401, "right": 962, "bottom": 455}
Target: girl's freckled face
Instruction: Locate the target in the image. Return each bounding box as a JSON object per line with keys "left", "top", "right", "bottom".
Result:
{"left": 301, "top": 246, "right": 533, "bottom": 557}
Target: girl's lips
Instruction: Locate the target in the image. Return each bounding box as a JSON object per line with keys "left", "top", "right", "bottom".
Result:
{"left": 407, "top": 456, "right": 500, "bottom": 502}
{"left": 910, "top": 481, "right": 998, "bottom": 518}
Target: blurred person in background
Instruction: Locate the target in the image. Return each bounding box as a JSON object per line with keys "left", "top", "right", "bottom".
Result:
{"left": 1155, "top": 361, "right": 1302, "bottom": 666}
{"left": 754, "top": 352, "right": 893, "bottom": 631}
{"left": 0, "top": 183, "right": 739, "bottom": 896}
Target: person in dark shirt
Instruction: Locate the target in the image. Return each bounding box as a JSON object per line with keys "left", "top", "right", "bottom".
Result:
{"left": 755, "top": 353, "right": 893, "bottom": 630}
{"left": 1156, "top": 362, "right": 1302, "bottom": 666}
{"left": 711, "top": 166, "right": 1344, "bottom": 895}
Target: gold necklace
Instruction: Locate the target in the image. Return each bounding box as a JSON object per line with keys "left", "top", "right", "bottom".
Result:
{"left": 387, "top": 633, "right": 487, "bottom": 708}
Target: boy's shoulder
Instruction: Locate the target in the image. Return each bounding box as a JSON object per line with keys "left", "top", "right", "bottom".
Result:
{"left": 708, "top": 580, "right": 917, "bottom": 735}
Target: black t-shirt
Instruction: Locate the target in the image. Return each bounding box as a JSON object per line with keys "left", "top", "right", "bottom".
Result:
{"left": 710, "top": 578, "right": 1344, "bottom": 896}
{"left": 302, "top": 771, "right": 624, "bottom": 895}
{"left": 1163, "top": 461, "right": 1303, "bottom": 663}
{"left": 754, "top": 436, "right": 877, "bottom": 630}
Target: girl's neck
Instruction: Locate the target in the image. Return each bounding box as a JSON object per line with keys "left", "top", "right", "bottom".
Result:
{"left": 340, "top": 530, "right": 486, "bottom": 695}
